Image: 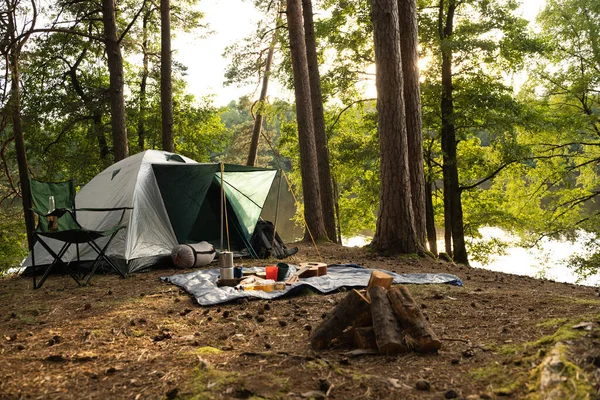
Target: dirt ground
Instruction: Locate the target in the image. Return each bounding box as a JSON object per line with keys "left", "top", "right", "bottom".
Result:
{"left": 1, "top": 242, "right": 600, "bottom": 399}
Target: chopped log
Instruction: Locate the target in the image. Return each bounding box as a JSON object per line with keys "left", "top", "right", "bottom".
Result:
{"left": 386, "top": 286, "right": 442, "bottom": 353}
{"left": 310, "top": 289, "right": 370, "bottom": 349}
{"left": 368, "top": 286, "right": 408, "bottom": 355}
{"left": 353, "top": 326, "right": 377, "bottom": 349}
{"left": 367, "top": 270, "right": 394, "bottom": 290}
{"left": 352, "top": 290, "right": 373, "bottom": 327}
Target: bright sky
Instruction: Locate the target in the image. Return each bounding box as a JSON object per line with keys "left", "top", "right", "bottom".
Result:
{"left": 174, "top": 0, "right": 546, "bottom": 107}
{"left": 173, "top": 0, "right": 265, "bottom": 106}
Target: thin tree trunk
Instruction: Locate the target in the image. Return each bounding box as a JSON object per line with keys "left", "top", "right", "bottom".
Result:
{"left": 443, "top": 182, "right": 452, "bottom": 256}
{"left": 160, "top": 0, "right": 174, "bottom": 152}
{"left": 425, "top": 179, "right": 438, "bottom": 256}
{"left": 302, "top": 0, "right": 336, "bottom": 243}
{"left": 102, "top": 0, "right": 129, "bottom": 162}
{"left": 369, "top": 0, "right": 418, "bottom": 254}
{"left": 286, "top": 0, "right": 327, "bottom": 241}
{"left": 138, "top": 11, "right": 151, "bottom": 151}
{"left": 398, "top": 0, "right": 426, "bottom": 249}
{"left": 439, "top": 0, "right": 468, "bottom": 264}
{"left": 247, "top": 14, "right": 279, "bottom": 166}
{"left": 93, "top": 111, "right": 110, "bottom": 159}
{"left": 5, "top": 0, "right": 34, "bottom": 249}
{"left": 9, "top": 53, "right": 34, "bottom": 250}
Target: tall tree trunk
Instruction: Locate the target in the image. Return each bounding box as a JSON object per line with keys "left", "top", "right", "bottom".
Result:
{"left": 138, "top": 11, "right": 151, "bottom": 151}
{"left": 6, "top": 1, "right": 34, "bottom": 249}
{"left": 369, "top": 0, "right": 418, "bottom": 254}
{"left": 439, "top": 0, "right": 468, "bottom": 264}
{"left": 302, "top": 0, "right": 337, "bottom": 243}
{"left": 286, "top": 0, "right": 327, "bottom": 241}
{"left": 443, "top": 182, "right": 452, "bottom": 256}
{"left": 398, "top": 0, "right": 426, "bottom": 248}
{"left": 93, "top": 111, "right": 110, "bottom": 159}
{"left": 247, "top": 8, "right": 279, "bottom": 167}
{"left": 425, "top": 179, "right": 438, "bottom": 256}
{"left": 160, "top": 0, "right": 174, "bottom": 152}
{"left": 102, "top": 0, "right": 129, "bottom": 162}
{"left": 10, "top": 66, "right": 34, "bottom": 250}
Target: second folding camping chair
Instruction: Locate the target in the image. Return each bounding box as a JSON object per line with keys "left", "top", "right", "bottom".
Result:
{"left": 29, "top": 179, "right": 131, "bottom": 289}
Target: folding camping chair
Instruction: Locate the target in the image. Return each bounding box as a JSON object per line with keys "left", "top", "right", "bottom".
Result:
{"left": 29, "top": 179, "right": 131, "bottom": 289}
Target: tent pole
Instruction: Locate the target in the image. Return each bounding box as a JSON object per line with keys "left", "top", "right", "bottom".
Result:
{"left": 272, "top": 170, "right": 283, "bottom": 249}
{"left": 220, "top": 162, "right": 224, "bottom": 251}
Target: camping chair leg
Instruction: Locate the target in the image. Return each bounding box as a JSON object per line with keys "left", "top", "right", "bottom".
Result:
{"left": 83, "top": 231, "right": 126, "bottom": 286}
{"left": 33, "top": 242, "right": 82, "bottom": 289}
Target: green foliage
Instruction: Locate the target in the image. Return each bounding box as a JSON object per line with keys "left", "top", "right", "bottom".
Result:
{"left": 327, "top": 101, "right": 379, "bottom": 236}
{"left": 0, "top": 206, "right": 28, "bottom": 273}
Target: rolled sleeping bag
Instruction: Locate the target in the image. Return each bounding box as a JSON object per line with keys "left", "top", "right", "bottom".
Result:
{"left": 171, "top": 241, "right": 216, "bottom": 268}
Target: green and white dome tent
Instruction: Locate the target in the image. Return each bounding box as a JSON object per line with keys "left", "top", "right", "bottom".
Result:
{"left": 24, "top": 150, "right": 281, "bottom": 273}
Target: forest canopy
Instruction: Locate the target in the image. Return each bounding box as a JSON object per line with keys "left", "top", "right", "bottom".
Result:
{"left": 1, "top": 0, "right": 599, "bottom": 280}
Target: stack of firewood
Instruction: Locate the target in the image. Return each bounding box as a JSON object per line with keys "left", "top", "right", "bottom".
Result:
{"left": 310, "top": 271, "right": 441, "bottom": 355}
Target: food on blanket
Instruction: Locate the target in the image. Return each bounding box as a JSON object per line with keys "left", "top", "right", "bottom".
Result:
{"left": 239, "top": 282, "right": 286, "bottom": 292}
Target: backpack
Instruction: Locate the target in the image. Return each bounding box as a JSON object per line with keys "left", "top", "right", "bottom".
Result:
{"left": 250, "top": 220, "right": 298, "bottom": 259}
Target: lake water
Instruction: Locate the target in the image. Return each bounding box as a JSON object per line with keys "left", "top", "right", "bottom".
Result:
{"left": 342, "top": 228, "right": 600, "bottom": 287}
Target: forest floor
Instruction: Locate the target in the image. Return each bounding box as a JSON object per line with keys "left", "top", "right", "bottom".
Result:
{"left": 1, "top": 242, "right": 600, "bottom": 399}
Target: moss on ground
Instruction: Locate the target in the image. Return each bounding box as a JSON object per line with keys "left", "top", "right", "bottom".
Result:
{"left": 526, "top": 342, "right": 594, "bottom": 400}
{"left": 475, "top": 314, "right": 600, "bottom": 398}
{"left": 188, "top": 365, "right": 290, "bottom": 400}
{"left": 470, "top": 363, "right": 526, "bottom": 396}
{"left": 196, "top": 346, "right": 222, "bottom": 356}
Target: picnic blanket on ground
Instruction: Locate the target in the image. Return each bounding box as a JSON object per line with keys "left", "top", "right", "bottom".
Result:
{"left": 160, "top": 264, "right": 463, "bottom": 306}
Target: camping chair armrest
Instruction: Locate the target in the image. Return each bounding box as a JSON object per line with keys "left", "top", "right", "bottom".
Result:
{"left": 76, "top": 207, "right": 133, "bottom": 225}
{"left": 76, "top": 207, "right": 133, "bottom": 212}
{"left": 31, "top": 207, "right": 70, "bottom": 218}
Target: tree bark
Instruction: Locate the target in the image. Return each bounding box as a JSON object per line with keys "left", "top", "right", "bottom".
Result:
{"left": 368, "top": 286, "right": 408, "bottom": 354}
{"left": 160, "top": 0, "right": 174, "bottom": 152}
{"left": 138, "top": 11, "right": 151, "bottom": 151}
{"left": 102, "top": 0, "right": 129, "bottom": 162}
{"left": 247, "top": 9, "right": 279, "bottom": 166}
{"left": 302, "top": 0, "right": 337, "bottom": 243}
{"left": 439, "top": 0, "right": 468, "bottom": 264}
{"left": 387, "top": 286, "right": 442, "bottom": 353}
{"left": 310, "top": 289, "right": 371, "bottom": 349}
{"left": 425, "top": 179, "right": 438, "bottom": 256}
{"left": 286, "top": 0, "right": 327, "bottom": 240}
{"left": 369, "top": 0, "right": 418, "bottom": 254}
{"left": 7, "top": 36, "right": 34, "bottom": 250}
{"left": 353, "top": 326, "right": 377, "bottom": 349}
{"left": 398, "top": 0, "right": 426, "bottom": 248}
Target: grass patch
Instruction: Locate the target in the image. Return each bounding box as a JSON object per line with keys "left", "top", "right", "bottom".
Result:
{"left": 529, "top": 316, "right": 600, "bottom": 348}
{"left": 548, "top": 296, "right": 600, "bottom": 306}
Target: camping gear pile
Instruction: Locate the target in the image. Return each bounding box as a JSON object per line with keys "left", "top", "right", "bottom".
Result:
{"left": 215, "top": 260, "right": 312, "bottom": 292}
{"left": 310, "top": 271, "right": 442, "bottom": 355}
{"left": 161, "top": 264, "right": 463, "bottom": 306}
{"left": 171, "top": 242, "right": 216, "bottom": 268}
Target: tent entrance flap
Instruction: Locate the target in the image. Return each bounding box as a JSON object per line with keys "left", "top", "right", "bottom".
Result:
{"left": 153, "top": 164, "right": 277, "bottom": 253}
